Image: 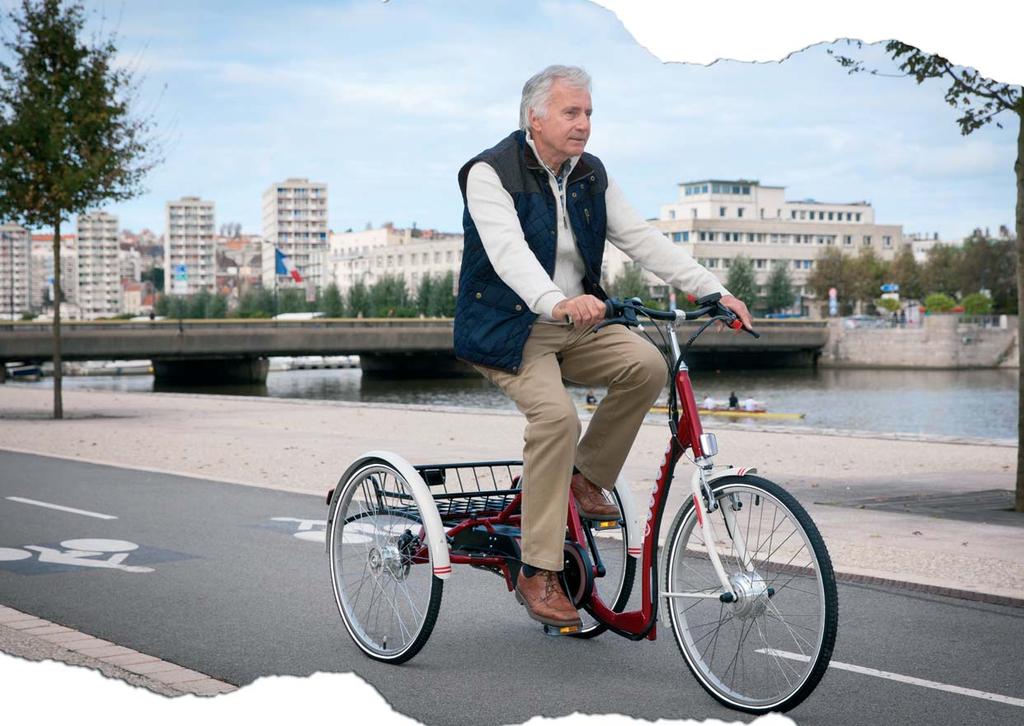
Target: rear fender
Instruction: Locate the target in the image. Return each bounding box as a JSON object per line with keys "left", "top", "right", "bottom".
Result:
{"left": 328, "top": 450, "right": 451, "bottom": 580}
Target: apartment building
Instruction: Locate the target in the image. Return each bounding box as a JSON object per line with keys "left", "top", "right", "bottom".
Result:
{"left": 0, "top": 224, "right": 32, "bottom": 319}
{"left": 76, "top": 212, "right": 122, "bottom": 319}
{"left": 262, "top": 178, "right": 328, "bottom": 289}
{"left": 603, "top": 178, "right": 904, "bottom": 305}
{"left": 165, "top": 196, "right": 216, "bottom": 295}
{"left": 29, "top": 233, "right": 77, "bottom": 313}
{"left": 329, "top": 223, "right": 463, "bottom": 297}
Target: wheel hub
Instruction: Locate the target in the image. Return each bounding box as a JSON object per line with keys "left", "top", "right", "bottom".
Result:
{"left": 728, "top": 571, "right": 770, "bottom": 618}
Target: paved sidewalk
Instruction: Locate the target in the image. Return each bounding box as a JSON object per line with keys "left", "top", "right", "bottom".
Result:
{"left": 1, "top": 386, "right": 1021, "bottom": 604}
{"left": 0, "top": 604, "right": 236, "bottom": 697}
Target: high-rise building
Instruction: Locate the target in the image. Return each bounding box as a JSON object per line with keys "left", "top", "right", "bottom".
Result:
{"left": 262, "top": 178, "right": 328, "bottom": 290}
{"left": 30, "top": 233, "right": 77, "bottom": 314}
{"left": 76, "top": 211, "right": 121, "bottom": 319}
{"left": 0, "top": 224, "right": 31, "bottom": 320}
{"left": 165, "top": 196, "right": 216, "bottom": 295}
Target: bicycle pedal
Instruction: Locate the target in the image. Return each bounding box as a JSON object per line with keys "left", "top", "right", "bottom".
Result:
{"left": 542, "top": 623, "right": 582, "bottom": 637}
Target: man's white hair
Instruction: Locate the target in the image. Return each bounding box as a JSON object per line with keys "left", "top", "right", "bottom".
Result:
{"left": 519, "top": 65, "right": 592, "bottom": 131}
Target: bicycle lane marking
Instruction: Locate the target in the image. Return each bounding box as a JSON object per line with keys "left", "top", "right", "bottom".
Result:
{"left": 1, "top": 499, "right": 198, "bottom": 575}
{"left": 5, "top": 497, "right": 117, "bottom": 520}
{"left": 756, "top": 648, "right": 1024, "bottom": 708}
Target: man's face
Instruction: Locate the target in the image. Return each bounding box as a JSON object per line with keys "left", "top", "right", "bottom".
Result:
{"left": 529, "top": 80, "right": 592, "bottom": 167}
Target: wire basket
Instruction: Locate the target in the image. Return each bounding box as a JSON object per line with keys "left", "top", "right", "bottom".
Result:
{"left": 413, "top": 460, "right": 523, "bottom": 523}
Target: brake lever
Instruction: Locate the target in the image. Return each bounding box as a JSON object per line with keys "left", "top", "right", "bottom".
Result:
{"left": 717, "top": 307, "right": 760, "bottom": 339}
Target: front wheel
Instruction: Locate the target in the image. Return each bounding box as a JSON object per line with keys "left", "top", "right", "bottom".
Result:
{"left": 663, "top": 475, "right": 837, "bottom": 713}
{"left": 327, "top": 460, "right": 443, "bottom": 664}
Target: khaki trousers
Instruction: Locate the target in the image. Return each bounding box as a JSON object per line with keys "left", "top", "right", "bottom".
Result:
{"left": 474, "top": 322, "right": 666, "bottom": 570}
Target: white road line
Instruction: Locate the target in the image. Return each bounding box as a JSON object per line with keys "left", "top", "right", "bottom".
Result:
{"left": 5, "top": 497, "right": 117, "bottom": 520}
{"left": 756, "top": 648, "right": 1024, "bottom": 708}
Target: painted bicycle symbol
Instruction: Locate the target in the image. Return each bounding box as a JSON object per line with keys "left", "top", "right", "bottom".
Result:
{"left": 0, "top": 539, "right": 155, "bottom": 573}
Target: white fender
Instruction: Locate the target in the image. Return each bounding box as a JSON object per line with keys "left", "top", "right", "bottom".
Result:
{"left": 612, "top": 474, "right": 644, "bottom": 558}
{"left": 705, "top": 465, "right": 758, "bottom": 485}
{"left": 340, "top": 450, "right": 452, "bottom": 580}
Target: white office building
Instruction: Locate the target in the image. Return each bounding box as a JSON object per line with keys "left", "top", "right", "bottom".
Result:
{"left": 0, "top": 224, "right": 32, "bottom": 320}
{"left": 262, "top": 178, "right": 328, "bottom": 290}
{"left": 603, "top": 178, "right": 905, "bottom": 308}
{"left": 329, "top": 224, "right": 463, "bottom": 298}
{"left": 165, "top": 196, "right": 216, "bottom": 295}
{"left": 75, "top": 212, "right": 122, "bottom": 319}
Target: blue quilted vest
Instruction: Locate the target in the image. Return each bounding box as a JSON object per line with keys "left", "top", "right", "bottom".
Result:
{"left": 454, "top": 130, "right": 609, "bottom": 373}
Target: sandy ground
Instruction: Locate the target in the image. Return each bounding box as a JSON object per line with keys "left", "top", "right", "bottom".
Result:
{"left": 1, "top": 386, "right": 1021, "bottom": 599}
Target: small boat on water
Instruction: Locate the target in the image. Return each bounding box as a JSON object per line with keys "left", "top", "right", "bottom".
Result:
{"left": 64, "top": 360, "right": 154, "bottom": 376}
{"left": 582, "top": 402, "right": 805, "bottom": 421}
{"left": 5, "top": 363, "right": 42, "bottom": 381}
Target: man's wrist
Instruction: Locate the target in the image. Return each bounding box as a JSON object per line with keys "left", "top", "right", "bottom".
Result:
{"left": 537, "top": 291, "right": 568, "bottom": 320}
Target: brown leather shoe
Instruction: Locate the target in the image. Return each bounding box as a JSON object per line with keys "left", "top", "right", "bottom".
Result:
{"left": 570, "top": 473, "right": 620, "bottom": 521}
{"left": 515, "top": 569, "right": 582, "bottom": 628}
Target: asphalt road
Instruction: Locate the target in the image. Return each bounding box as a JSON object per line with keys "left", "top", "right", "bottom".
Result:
{"left": 1, "top": 450, "right": 1021, "bottom": 725}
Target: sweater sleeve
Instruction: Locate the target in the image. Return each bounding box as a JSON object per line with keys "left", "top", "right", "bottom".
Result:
{"left": 465, "top": 162, "right": 566, "bottom": 319}
{"left": 604, "top": 176, "right": 730, "bottom": 299}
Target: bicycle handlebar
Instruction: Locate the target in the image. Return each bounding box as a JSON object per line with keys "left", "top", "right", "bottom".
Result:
{"left": 599, "top": 293, "right": 760, "bottom": 339}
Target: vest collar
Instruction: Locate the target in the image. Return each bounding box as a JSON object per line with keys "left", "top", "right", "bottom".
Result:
{"left": 517, "top": 129, "right": 595, "bottom": 186}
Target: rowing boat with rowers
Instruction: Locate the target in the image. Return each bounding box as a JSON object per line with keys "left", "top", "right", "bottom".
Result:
{"left": 582, "top": 403, "right": 805, "bottom": 421}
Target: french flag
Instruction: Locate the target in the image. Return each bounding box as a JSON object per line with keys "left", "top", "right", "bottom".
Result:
{"left": 275, "top": 248, "right": 303, "bottom": 283}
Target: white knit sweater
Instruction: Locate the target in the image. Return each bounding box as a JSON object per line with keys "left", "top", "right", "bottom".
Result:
{"left": 465, "top": 135, "right": 729, "bottom": 321}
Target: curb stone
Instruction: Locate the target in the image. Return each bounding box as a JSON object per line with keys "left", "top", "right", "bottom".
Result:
{"left": 0, "top": 604, "right": 237, "bottom": 697}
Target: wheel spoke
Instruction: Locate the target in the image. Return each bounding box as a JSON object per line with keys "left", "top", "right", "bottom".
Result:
{"left": 329, "top": 463, "right": 441, "bottom": 663}
{"left": 665, "top": 480, "right": 836, "bottom": 711}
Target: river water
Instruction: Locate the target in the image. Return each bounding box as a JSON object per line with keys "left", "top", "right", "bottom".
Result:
{"left": 11, "top": 366, "right": 1017, "bottom": 441}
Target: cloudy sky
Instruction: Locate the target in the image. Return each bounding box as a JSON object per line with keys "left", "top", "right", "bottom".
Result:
{"left": 1, "top": 0, "right": 1018, "bottom": 241}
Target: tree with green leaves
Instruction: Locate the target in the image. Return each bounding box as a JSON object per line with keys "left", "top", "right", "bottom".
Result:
{"left": 807, "top": 248, "right": 855, "bottom": 315}
{"left": 725, "top": 256, "right": 757, "bottom": 310}
{"left": 428, "top": 270, "right": 456, "bottom": 316}
{"left": 851, "top": 247, "right": 888, "bottom": 309}
{"left": 764, "top": 261, "right": 794, "bottom": 313}
{"left": 958, "top": 231, "right": 1017, "bottom": 314}
{"left": 888, "top": 246, "right": 923, "bottom": 301}
{"left": 347, "top": 280, "right": 371, "bottom": 318}
{"left": 236, "top": 288, "right": 274, "bottom": 318}
{"left": 0, "top": 0, "right": 159, "bottom": 418}
{"left": 829, "top": 39, "right": 1023, "bottom": 511}
{"left": 416, "top": 273, "right": 435, "bottom": 315}
{"left": 320, "top": 282, "right": 344, "bottom": 317}
{"left": 370, "top": 274, "right": 414, "bottom": 317}
{"left": 608, "top": 263, "right": 650, "bottom": 301}
{"left": 921, "top": 243, "right": 963, "bottom": 299}
{"left": 276, "top": 287, "right": 308, "bottom": 314}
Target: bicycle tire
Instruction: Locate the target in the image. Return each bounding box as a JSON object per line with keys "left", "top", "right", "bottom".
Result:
{"left": 327, "top": 459, "right": 443, "bottom": 664}
{"left": 572, "top": 488, "right": 638, "bottom": 638}
{"left": 663, "top": 475, "right": 837, "bottom": 713}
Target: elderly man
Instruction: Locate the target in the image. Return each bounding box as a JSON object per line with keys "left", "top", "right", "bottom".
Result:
{"left": 454, "top": 65, "right": 752, "bottom": 629}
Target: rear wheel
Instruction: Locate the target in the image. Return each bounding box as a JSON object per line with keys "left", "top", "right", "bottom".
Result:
{"left": 663, "top": 475, "right": 837, "bottom": 713}
{"left": 327, "top": 460, "right": 443, "bottom": 664}
{"left": 572, "top": 488, "right": 637, "bottom": 638}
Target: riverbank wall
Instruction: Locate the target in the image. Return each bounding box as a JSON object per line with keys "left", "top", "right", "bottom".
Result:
{"left": 820, "top": 315, "right": 1019, "bottom": 369}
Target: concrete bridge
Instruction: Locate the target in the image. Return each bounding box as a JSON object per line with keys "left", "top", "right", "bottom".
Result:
{"left": 0, "top": 318, "right": 829, "bottom": 383}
